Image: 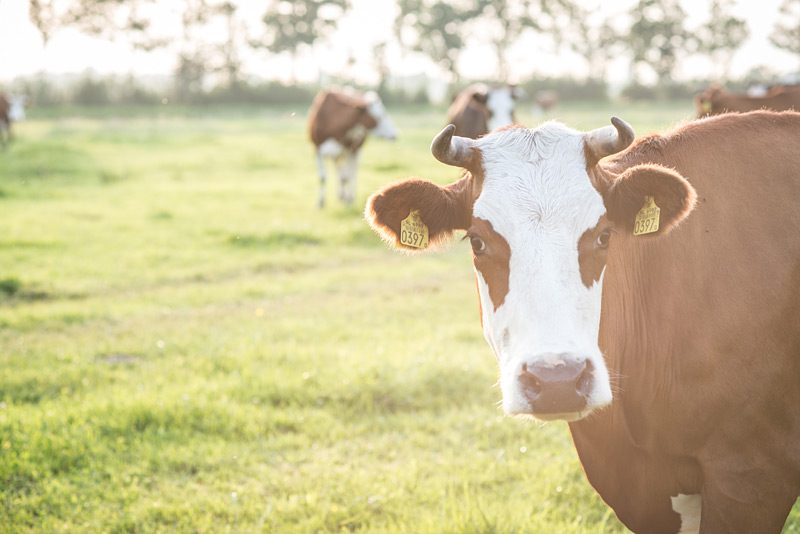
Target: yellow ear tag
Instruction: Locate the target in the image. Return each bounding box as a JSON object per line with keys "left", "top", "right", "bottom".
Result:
{"left": 399, "top": 209, "right": 429, "bottom": 249}
{"left": 633, "top": 195, "right": 660, "bottom": 236}
{"left": 702, "top": 100, "right": 712, "bottom": 113}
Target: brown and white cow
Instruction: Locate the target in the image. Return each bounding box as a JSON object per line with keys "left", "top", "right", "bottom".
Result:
{"left": 695, "top": 83, "right": 800, "bottom": 117}
{"left": 0, "top": 93, "right": 27, "bottom": 151}
{"left": 366, "top": 111, "right": 800, "bottom": 533}
{"left": 308, "top": 87, "right": 397, "bottom": 208}
{"left": 446, "top": 84, "right": 519, "bottom": 139}
{"left": 0, "top": 93, "right": 10, "bottom": 150}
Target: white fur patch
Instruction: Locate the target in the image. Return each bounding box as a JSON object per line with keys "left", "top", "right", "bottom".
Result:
{"left": 486, "top": 87, "right": 515, "bottom": 132}
{"left": 366, "top": 97, "right": 397, "bottom": 140}
{"left": 671, "top": 494, "right": 701, "bottom": 534}
{"left": 319, "top": 139, "right": 344, "bottom": 159}
{"left": 8, "top": 96, "right": 26, "bottom": 122}
{"left": 471, "top": 123, "right": 613, "bottom": 418}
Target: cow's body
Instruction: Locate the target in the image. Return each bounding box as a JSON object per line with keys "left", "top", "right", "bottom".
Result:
{"left": 446, "top": 84, "right": 518, "bottom": 139}
{"left": 308, "top": 88, "right": 396, "bottom": 208}
{"left": 695, "top": 83, "right": 800, "bottom": 117}
{"left": 366, "top": 111, "right": 800, "bottom": 533}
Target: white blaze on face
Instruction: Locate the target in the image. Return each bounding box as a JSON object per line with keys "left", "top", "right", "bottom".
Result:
{"left": 470, "top": 123, "right": 613, "bottom": 420}
{"left": 486, "top": 87, "right": 515, "bottom": 132}
{"left": 364, "top": 91, "right": 397, "bottom": 140}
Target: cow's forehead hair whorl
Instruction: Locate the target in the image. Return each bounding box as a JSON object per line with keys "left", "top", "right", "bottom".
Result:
{"left": 476, "top": 121, "right": 581, "bottom": 167}
{"left": 472, "top": 121, "right": 602, "bottom": 235}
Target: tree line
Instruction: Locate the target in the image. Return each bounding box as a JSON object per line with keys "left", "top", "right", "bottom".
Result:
{"left": 19, "top": 0, "right": 800, "bottom": 105}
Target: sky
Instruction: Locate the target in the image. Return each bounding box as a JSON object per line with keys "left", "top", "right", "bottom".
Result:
{"left": 0, "top": 0, "right": 798, "bottom": 87}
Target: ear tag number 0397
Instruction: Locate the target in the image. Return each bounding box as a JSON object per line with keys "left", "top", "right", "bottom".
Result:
{"left": 400, "top": 209, "right": 429, "bottom": 249}
{"left": 633, "top": 195, "right": 660, "bottom": 236}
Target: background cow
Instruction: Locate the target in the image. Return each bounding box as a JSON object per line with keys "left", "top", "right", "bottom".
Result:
{"left": 366, "top": 111, "right": 800, "bottom": 533}
{"left": 308, "top": 87, "right": 397, "bottom": 208}
{"left": 0, "top": 93, "right": 28, "bottom": 150}
{"left": 0, "top": 93, "right": 10, "bottom": 150}
{"left": 695, "top": 83, "right": 800, "bottom": 117}
{"left": 445, "top": 83, "right": 520, "bottom": 139}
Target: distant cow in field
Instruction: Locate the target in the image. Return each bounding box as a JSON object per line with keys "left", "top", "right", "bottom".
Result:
{"left": 0, "top": 93, "right": 10, "bottom": 150}
{"left": 308, "top": 87, "right": 397, "bottom": 208}
{"left": 0, "top": 93, "right": 28, "bottom": 150}
{"left": 695, "top": 83, "right": 800, "bottom": 117}
{"left": 446, "top": 84, "right": 520, "bottom": 139}
{"left": 366, "top": 111, "right": 800, "bottom": 533}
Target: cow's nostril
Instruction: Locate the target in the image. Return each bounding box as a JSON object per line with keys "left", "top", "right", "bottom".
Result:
{"left": 520, "top": 362, "right": 543, "bottom": 398}
{"left": 576, "top": 366, "right": 593, "bottom": 396}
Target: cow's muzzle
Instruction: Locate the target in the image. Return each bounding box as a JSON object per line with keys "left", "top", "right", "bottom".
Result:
{"left": 518, "top": 354, "right": 593, "bottom": 416}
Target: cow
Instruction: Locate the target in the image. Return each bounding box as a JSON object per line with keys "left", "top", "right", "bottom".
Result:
{"left": 365, "top": 111, "right": 800, "bottom": 533}
{"left": 0, "top": 93, "right": 10, "bottom": 150}
{"left": 308, "top": 87, "right": 397, "bottom": 208}
{"left": 0, "top": 93, "right": 28, "bottom": 150}
{"left": 695, "top": 83, "right": 800, "bottom": 117}
{"left": 445, "top": 84, "right": 520, "bottom": 139}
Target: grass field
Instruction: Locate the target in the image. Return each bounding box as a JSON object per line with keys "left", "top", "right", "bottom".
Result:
{"left": 1, "top": 100, "right": 797, "bottom": 533}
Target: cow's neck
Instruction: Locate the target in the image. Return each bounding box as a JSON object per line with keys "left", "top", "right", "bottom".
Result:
{"left": 566, "top": 229, "right": 702, "bottom": 531}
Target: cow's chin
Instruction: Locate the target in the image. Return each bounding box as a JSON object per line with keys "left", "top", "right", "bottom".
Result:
{"left": 512, "top": 409, "right": 594, "bottom": 423}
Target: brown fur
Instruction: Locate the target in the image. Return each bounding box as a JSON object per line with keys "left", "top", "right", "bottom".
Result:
{"left": 575, "top": 111, "right": 800, "bottom": 532}
{"left": 470, "top": 217, "right": 510, "bottom": 311}
{"left": 577, "top": 216, "right": 612, "bottom": 288}
{"left": 446, "top": 86, "right": 491, "bottom": 139}
{"left": 695, "top": 83, "right": 800, "bottom": 118}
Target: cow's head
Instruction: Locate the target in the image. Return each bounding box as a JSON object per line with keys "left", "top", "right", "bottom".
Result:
{"left": 694, "top": 83, "right": 723, "bottom": 117}
{"left": 366, "top": 119, "right": 696, "bottom": 421}
{"left": 363, "top": 91, "right": 397, "bottom": 141}
{"left": 484, "top": 86, "right": 517, "bottom": 132}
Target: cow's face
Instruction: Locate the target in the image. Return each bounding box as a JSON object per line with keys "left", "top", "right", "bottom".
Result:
{"left": 468, "top": 124, "right": 612, "bottom": 420}
{"left": 363, "top": 92, "right": 397, "bottom": 141}
{"left": 366, "top": 119, "right": 695, "bottom": 422}
{"left": 485, "top": 87, "right": 516, "bottom": 132}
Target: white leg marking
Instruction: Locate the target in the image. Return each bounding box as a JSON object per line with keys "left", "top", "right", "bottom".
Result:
{"left": 671, "top": 494, "right": 701, "bottom": 534}
{"left": 316, "top": 152, "right": 327, "bottom": 208}
{"left": 345, "top": 151, "right": 360, "bottom": 205}
{"left": 335, "top": 157, "right": 348, "bottom": 202}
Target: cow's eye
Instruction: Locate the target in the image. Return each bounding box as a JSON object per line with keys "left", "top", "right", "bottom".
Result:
{"left": 470, "top": 235, "right": 486, "bottom": 254}
{"left": 596, "top": 230, "right": 611, "bottom": 249}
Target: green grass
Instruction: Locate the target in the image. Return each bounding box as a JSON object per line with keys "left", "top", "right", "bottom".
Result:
{"left": 1, "top": 100, "right": 798, "bottom": 533}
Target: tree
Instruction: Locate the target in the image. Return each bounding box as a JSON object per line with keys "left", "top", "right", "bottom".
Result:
{"left": 544, "top": 1, "right": 619, "bottom": 82}
{"left": 395, "top": 0, "right": 485, "bottom": 83}
{"left": 771, "top": 0, "right": 800, "bottom": 61}
{"left": 471, "top": 0, "right": 535, "bottom": 80}
{"left": 625, "top": 0, "right": 689, "bottom": 85}
{"left": 28, "top": 0, "right": 72, "bottom": 45}
{"left": 695, "top": 0, "right": 748, "bottom": 80}
{"left": 254, "top": 0, "right": 350, "bottom": 83}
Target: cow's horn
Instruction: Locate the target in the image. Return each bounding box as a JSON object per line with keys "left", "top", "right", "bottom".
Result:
{"left": 431, "top": 124, "right": 475, "bottom": 167}
{"left": 585, "top": 117, "right": 635, "bottom": 161}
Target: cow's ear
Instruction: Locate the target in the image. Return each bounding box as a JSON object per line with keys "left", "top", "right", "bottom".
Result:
{"left": 365, "top": 175, "right": 474, "bottom": 252}
{"left": 602, "top": 164, "right": 697, "bottom": 236}
{"left": 472, "top": 92, "right": 488, "bottom": 104}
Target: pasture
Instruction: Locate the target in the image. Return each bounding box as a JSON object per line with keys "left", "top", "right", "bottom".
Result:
{"left": 1, "top": 100, "right": 797, "bottom": 533}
